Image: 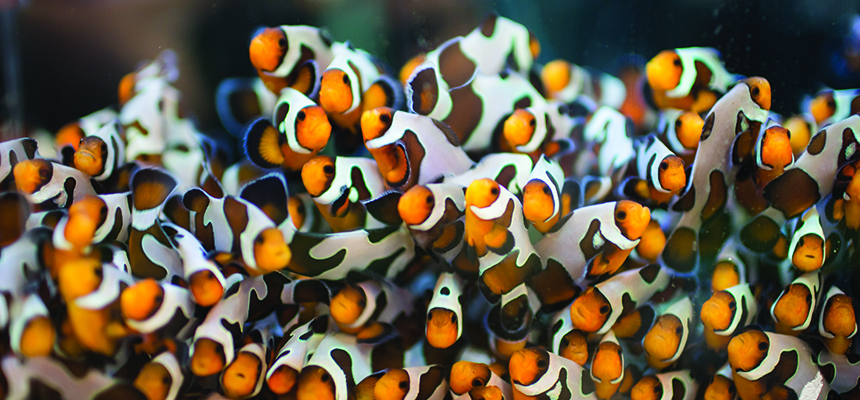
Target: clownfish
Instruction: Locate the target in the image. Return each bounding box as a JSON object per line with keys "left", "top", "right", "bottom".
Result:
{"left": 591, "top": 331, "right": 625, "bottom": 399}
{"left": 287, "top": 225, "right": 415, "bottom": 280}
{"left": 490, "top": 283, "right": 541, "bottom": 348}
{"left": 398, "top": 183, "right": 466, "bottom": 264}
{"left": 785, "top": 207, "right": 827, "bottom": 273}
{"left": 319, "top": 45, "right": 403, "bottom": 134}
{"left": 127, "top": 168, "right": 182, "bottom": 281}
{"left": 540, "top": 59, "right": 626, "bottom": 110}
{"left": 119, "top": 77, "right": 177, "bottom": 164}
{"left": 248, "top": 25, "right": 336, "bottom": 94}
{"left": 120, "top": 278, "right": 196, "bottom": 343}
{"left": 533, "top": 200, "right": 650, "bottom": 299}
{"left": 0, "top": 227, "right": 51, "bottom": 315}
{"left": 783, "top": 114, "right": 816, "bottom": 157}
{"left": 733, "top": 122, "right": 795, "bottom": 216}
{"left": 296, "top": 331, "right": 394, "bottom": 400}
{"left": 13, "top": 159, "right": 97, "bottom": 209}
{"left": 118, "top": 49, "right": 179, "bottom": 106}
{"left": 710, "top": 239, "right": 749, "bottom": 292}
{"left": 161, "top": 223, "right": 227, "bottom": 307}
{"left": 818, "top": 286, "right": 857, "bottom": 355}
{"left": 831, "top": 156, "right": 860, "bottom": 230}
{"left": 508, "top": 347, "right": 596, "bottom": 400}
{"left": 362, "top": 107, "right": 474, "bottom": 192}
{"left": 426, "top": 272, "right": 465, "bottom": 349}
{"left": 302, "top": 155, "right": 386, "bottom": 232}
{"left": 700, "top": 284, "right": 758, "bottom": 351}
{"left": 220, "top": 322, "right": 275, "bottom": 399}
{"left": 522, "top": 156, "right": 565, "bottom": 233}
{"left": 407, "top": 66, "right": 545, "bottom": 153}
{"left": 646, "top": 47, "right": 736, "bottom": 112}
{"left": 55, "top": 107, "right": 118, "bottom": 152}
{"left": 48, "top": 195, "right": 104, "bottom": 275}
{"left": 73, "top": 120, "right": 126, "bottom": 182}
{"left": 443, "top": 153, "right": 534, "bottom": 195}
{"left": 618, "top": 134, "right": 686, "bottom": 206}
{"left": 663, "top": 78, "right": 771, "bottom": 272}
{"left": 580, "top": 106, "right": 636, "bottom": 178}
{"left": 704, "top": 363, "right": 738, "bottom": 400}
{"left": 8, "top": 293, "right": 55, "bottom": 358}
{"left": 642, "top": 297, "right": 692, "bottom": 370}
{"left": 215, "top": 77, "right": 278, "bottom": 137}
{"left": 630, "top": 370, "right": 698, "bottom": 400}
{"left": 816, "top": 346, "right": 860, "bottom": 396}
{"left": 502, "top": 102, "right": 579, "bottom": 156}
{"left": 807, "top": 88, "right": 860, "bottom": 127}
{"left": 728, "top": 329, "right": 830, "bottom": 400}
{"left": 549, "top": 307, "right": 588, "bottom": 365}
{"left": 655, "top": 109, "right": 703, "bottom": 166}
{"left": 330, "top": 278, "right": 414, "bottom": 335}
{"left": 0, "top": 356, "right": 149, "bottom": 400}
{"left": 354, "top": 365, "right": 448, "bottom": 400}
{"left": 449, "top": 360, "right": 512, "bottom": 400}
{"left": 268, "top": 316, "right": 330, "bottom": 395}
{"left": 134, "top": 349, "right": 186, "bottom": 400}
{"left": 771, "top": 271, "right": 822, "bottom": 335}
{"left": 569, "top": 264, "right": 672, "bottom": 334}
{"left": 0, "top": 137, "right": 38, "bottom": 190}
{"left": 742, "top": 114, "right": 860, "bottom": 252}
{"left": 464, "top": 178, "right": 542, "bottom": 302}
{"left": 635, "top": 218, "right": 666, "bottom": 263}
{"left": 243, "top": 89, "right": 332, "bottom": 172}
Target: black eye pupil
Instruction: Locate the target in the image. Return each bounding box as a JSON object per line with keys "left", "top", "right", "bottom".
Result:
{"left": 426, "top": 195, "right": 433, "bottom": 204}
{"left": 323, "top": 165, "right": 335, "bottom": 175}
{"left": 380, "top": 114, "right": 391, "bottom": 124}
{"left": 660, "top": 161, "right": 668, "bottom": 170}
{"left": 297, "top": 111, "right": 306, "bottom": 121}
{"left": 529, "top": 119, "right": 536, "bottom": 127}
{"left": 752, "top": 87, "right": 760, "bottom": 96}
{"left": 617, "top": 211, "right": 627, "bottom": 220}
{"left": 537, "top": 359, "right": 547, "bottom": 369}
{"left": 278, "top": 38, "right": 286, "bottom": 48}
{"left": 673, "top": 58, "right": 681, "bottom": 67}
{"left": 729, "top": 301, "right": 736, "bottom": 309}
{"left": 399, "top": 381, "right": 408, "bottom": 389}
{"left": 490, "top": 188, "right": 498, "bottom": 195}
{"left": 358, "top": 299, "right": 366, "bottom": 308}
{"left": 472, "top": 378, "right": 482, "bottom": 387}
{"left": 600, "top": 305, "right": 610, "bottom": 314}
{"left": 560, "top": 338, "right": 569, "bottom": 348}
{"left": 675, "top": 119, "right": 682, "bottom": 129}
{"left": 828, "top": 99, "right": 836, "bottom": 108}
{"left": 542, "top": 185, "right": 550, "bottom": 194}
{"left": 758, "top": 342, "right": 768, "bottom": 351}
{"left": 322, "top": 373, "right": 330, "bottom": 382}
{"left": 806, "top": 294, "right": 811, "bottom": 304}
{"left": 342, "top": 74, "right": 350, "bottom": 84}
{"left": 451, "top": 313, "right": 457, "bottom": 324}
{"left": 675, "top": 326, "right": 683, "bottom": 335}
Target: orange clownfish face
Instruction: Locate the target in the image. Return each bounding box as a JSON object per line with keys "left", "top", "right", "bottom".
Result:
{"left": 221, "top": 351, "right": 263, "bottom": 399}
{"left": 253, "top": 228, "right": 291, "bottom": 273}
{"left": 727, "top": 329, "right": 769, "bottom": 373}
{"left": 558, "top": 329, "right": 588, "bottom": 365}
{"left": 522, "top": 179, "right": 555, "bottom": 226}
{"left": 375, "top": 369, "right": 410, "bottom": 400}
{"left": 19, "top": 315, "right": 55, "bottom": 357}
{"left": 656, "top": 156, "right": 686, "bottom": 194}
{"left": 191, "top": 338, "right": 226, "bottom": 377}
{"left": 296, "top": 366, "right": 336, "bottom": 400}
{"left": 570, "top": 287, "right": 611, "bottom": 333}
{"left": 503, "top": 109, "right": 537, "bottom": 150}
{"left": 630, "top": 376, "right": 662, "bottom": 400}
{"left": 643, "top": 315, "right": 683, "bottom": 368}
{"left": 287, "top": 196, "right": 308, "bottom": 230}
{"left": 267, "top": 365, "right": 299, "bottom": 395}
{"left": 822, "top": 294, "right": 857, "bottom": 354}
{"left": 121, "top": 278, "right": 164, "bottom": 322}
{"left": 646, "top": 50, "right": 683, "bottom": 92}
{"left": 398, "top": 185, "right": 435, "bottom": 227}
{"left": 541, "top": 60, "right": 572, "bottom": 95}
{"left": 56, "top": 122, "right": 85, "bottom": 151}
{"left": 711, "top": 261, "right": 741, "bottom": 292}
{"left": 741, "top": 77, "right": 771, "bottom": 111}
{"left": 188, "top": 270, "right": 224, "bottom": 307}
{"left": 509, "top": 348, "right": 549, "bottom": 387}
{"left": 361, "top": 107, "right": 395, "bottom": 142}
{"left": 13, "top": 159, "right": 52, "bottom": 195}
{"left": 593, "top": 341, "right": 624, "bottom": 399}
{"left": 772, "top": 283, "right": 811, "bottom": 333}
{"left": 249, "top": 27, "right": 288, "bottom": 73}
{"left": 134, "top": 362, "right": 173, "bottom": 400}
{"left": 74, "top": 136, "right": 108, "bottom": 177}
{"left": 296, "top": 106, "right": 333, "bottom": 153}
{"left": 704, "top": 375, "right": 736, "bottom": 400}
{"left": 791, "top": 234, "right": 824, "bottom": 272}
{"left": 758, "top": 127, "right": 793, "bottom": 172}
{"left": 810, "top": 91, "right": 836, "bottom": 125}
{"left": 330, "top": 284, "right": 367, "bottom": 326}
{"left": 615, "top": 200, "right": 651, "bottom": 241}
{"left": 320, "top": 69, "right": 355, "bottom": 115}
{"left": 465, "top": 179, "right": 501, "bottom": 210}
{"left": 66, "top": 195, "right": 106, "bottom": 249}
{"left": 675, "top": 112, "right": 704, "bottom": 151}
{"left": 426, "top": 308, "right": 458, "bottom": 349}
{"left": 783, "top": 116, "right": 813, "bottom": 156}
{"left": 700, "top": 291, "right": 736, "bottom": 332}
{"left": 301, "top": 156, "right": 336, "bottom": 198}
{"left": 57, "top": 258, "right": 103, "bottom": 302}
{"left": 449, "top": 361, "right": 491, "bottom": 395}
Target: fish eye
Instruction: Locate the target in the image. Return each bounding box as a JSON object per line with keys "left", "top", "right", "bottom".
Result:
{"left": 472, "top": 378, "right": 483, "bottom": 387}
{"left": 616, "top": 210, "right": 627, "bottom": 220}
{"left": 828, "top": 99, "right": 836, "bottom": 108}
{"left": 660, "top": 161, "right": 668, "bottom": 170}
{"left": 380, "top": 113, "right": 391, "bottom": 124}
{"left": 155, "top": 294, "right": 164, "bottom": 304}
{"left": 560, "top": 338, "right": 569, "bottom": 348}
{"left": 255, "top": 236, "right": 264, "bottom": 244}
{"left": 675, "top": 119, "right": 682, "bottom": 129}
{"left": 399, "top": 381, "right": 408, "bottom": 389}
{"left": 805, "top": 294, "right": 811, "bottom": 304}
{"left": 450, "top": 313, "right": 458, "bottom": 324}
{"left": 94, "top": 268, "right": 103, "bottom": 279}
{"left": 342, "top": 74, "right": 350, "bottom": 85}
{"left": 321, "top": 372, "right": 331, "bottom": 382}
{"left": 653, "top": 385, "right": 662, "bottom": 394}
{"left": 675, "top": 326, "right": 683, "bottom": 336}
{"left": 278, "top": 38, "right": 286, "bottom": 48}
{"left": 542, "top": 185, "right": 550, "bottom": 195}
{"left": 39, "top": 169, "right": 50, "bottom": 180}
{"left": 440, "top": 287, "right": 450, "bottom": 295}
{"left": 426, "top": 195, "right": 433, "bottom": 204}
{"left": 537, "top": 359, "right": 548, "bottom": 369}
{"left": 297, "top": 110, "right": 306, "bottom": 121}
{"left": 599, "top": 305, "right": 610, "bottom": 315}
{"left": 728, "top": 386, "right": 736, "bottom": 394}
{"left": 758, "top": 341, "right": 767, "bottom": 351}
{"left": 358, "top": 299, "right": 366, "bottom": 308}
{"left": 672, "top": 58, "right": 682, "bottom": 67}
{"left": 490, "top": 187, "right": 499, "bottom": 196}
{"left": 216, "top": 346, "right": 224, "bottom": 355}
{"left": 751, "top": 86, "right": 760, "bottom": 97}
{"left": 323, "top": 165, "right": 335, "bottom": 175}
{"left": 728, "top": 301, "right": 736, "bottom": 309}
{"left": 162, "top": 376, "right": 170, "bottom": 385}
{"left": 427, "top": 312, "right": 433, "bottom": 321}
{"left": 100, "top": 207, "right": 108, "bottom": 216}
{"left": 529, "top": 118, "right": 536, "bottom": 127}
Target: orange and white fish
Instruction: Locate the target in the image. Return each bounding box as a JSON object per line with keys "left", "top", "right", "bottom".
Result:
{"left": 710, "top": 239, "right": 750, "bottom": 291}
{"left": 330, "top": 278, "right": 415, "bottom": 335}
{"left": 655, "top": 109, "right": 703, "bottom": 166}
{"left": 642, "top": 297, "right": 693, "bottom": 370}
{"left": 0, "top": 355, "right": 148, "bottom": 400}
{"left": 580, "top": 106, "right": 636, "bottom": 178}
{"left": 618, "top": 133, "right": 686, "bottom": 206}
{"left": 770, "top": 271, "right": 822, "bottom": 335}
{"left": 630, "top": 370, "right": 697, "bottom": 400}
{"left": 816, "top": 347, "right": 860, "bottom": 396}
{"left": 700, "top": 283, "right": 758, "bottom": 351}
{"left": 806, "top": 88, "right": 860, "bottom": 127}
{"left": 522, "top": 156, "right": 566, "bottom": 233}
{"left": 449, "top": 360, "right": 513, "bottom": 400}
{"left": 818, "top": 286, "right": 857, "bottom": 355}
{"left": 295, "top": 331, "right": 393, "bottom": 400}
{"left": 783, "top": 114, "right": 817, "bottom": 157}
{"left": 55, "top": 107, "right": 118, "bottom": 151}
{"left": 127, "top": 168, "right": 182, "bottom": 281}
{"left": 120, "top": 278, "right": 196, "bottom": 342}
{"left": 443, "top": 153, "right": 534, "bottom": 195}
{"left": 662, "top": 78, "right": 771, "bottom": 272}
{"left": 549, "top": 307, "right": 589, "bottom": 365}
{"left": 354, "top": 365, "right": 449, "bottom": 400}
{"left": 243, "top": 90, "right": 332, "bottom": 172}
{"left": 133, "top": 348, "right": 186, "bottom": 400}
{"left": 590, "top": 331, "right": 625, "bottom": 399}
{"left": 73, "top": 120, "right": 126, "bottom": 182}
{"left": 704, "top": 363, "right": 738, "bottom": 400}
{"left": 13, "top": 159, "right": 97, "bottom": 209}
{"left": 161, "top": 223, "right": 227, "bottom": 307}
{"left": 220, "top": 321, "right": 275, "bottom": 399}
{"left": 118, "top": 49, "right": 179, "bottom": 106}
{"left": 784, "top": 207, "right": 827, "bottom": 275}
{"left": 502, "top": 102, "right": 579, "bottom": 156}
{"left": 302, "top": 155, "right": 386, "bottom": 231}
{"left": 8, "top": 293, "right": 54, "bottom": 358}
{"left": 0, "top": 137, "right": 39, "bottom": 189}
{"left": 398, "top": 183, "right": 466, "bottom": 263}
{"left": 426, "top": 272, "right": 465, "bottom": 349}
{"left": 569, "top": 264, "right": 672, "bottom": 334}
{"left": 540, "top": 59, "right": 626, "bottom": 109}
{"left": 647, "top": 47, "right": 736, "bottom": 99}
{"left": 362, "top": 107, "right": 474, "bottom": 192}
{"left": 249, "top": 25, "right": 336, "bottom": 94}
{"left": 267, "top": 316, "right": 330, "bottom": 395}
{"left": 509, "top": 347, "right": 597, "bottom": 400}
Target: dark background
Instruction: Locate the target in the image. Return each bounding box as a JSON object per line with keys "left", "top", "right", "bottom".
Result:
{"left": 3, "top": 0, "right": 860, "bottom": 137}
